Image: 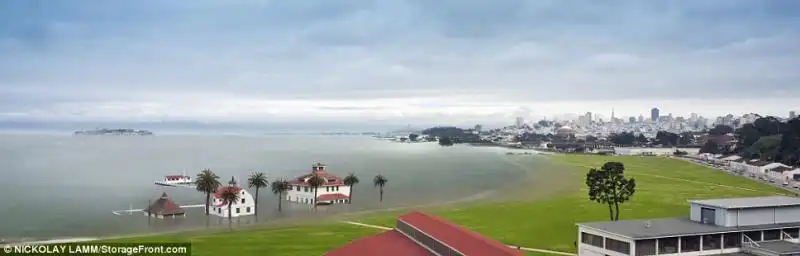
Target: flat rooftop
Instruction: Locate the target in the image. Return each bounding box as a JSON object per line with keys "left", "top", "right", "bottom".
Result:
{"left": 755, "top": 240, "right": 800, "bottom": 255}
{"left": 691, "top": 196, "right": 800, "bottom": 209}
{"left": 578, "top": 217, "right": 800, "bottom": 239}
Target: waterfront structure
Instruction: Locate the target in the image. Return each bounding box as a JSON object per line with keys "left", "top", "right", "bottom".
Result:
{"left": 557, "top": 126, "right": 577, "bottom": 137}
{"left": 578, "top": 196, "right": 800, "bottom": 256}
{"left": 327, "top": 211, "right": 523, "bottom": 256}
{"left": 143, "top": 192, "right": 185, "bottom": 219}
{"left": 209, "top": 177, "right": 256, "bottom": 218}
{"left": 286, "top": 163, "right": 351, "bottom": 205}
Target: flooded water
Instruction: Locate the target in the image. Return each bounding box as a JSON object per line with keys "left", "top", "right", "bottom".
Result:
{"left": 0, "top": 134, "right": 550, "bottom": 240}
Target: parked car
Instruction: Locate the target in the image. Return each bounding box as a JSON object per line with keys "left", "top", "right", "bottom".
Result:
{"left": 783, "top": 181, "right": 790, "bottom": 187}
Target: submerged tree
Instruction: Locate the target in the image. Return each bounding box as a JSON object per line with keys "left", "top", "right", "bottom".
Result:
{"left": 586, "top": 162, "right": 636, "bottom": 221}
{"left": 343, "top": 173, "right": 360, "bottom": 204}
{"left": 195, "top": 169, "right": 221, "bottom": 216}
{"left": 307, "top": 173, "right": 325, "bottom": 210}
{"left": 438, "top": 137, "right": 454, "bottom": 147}
{"left": 270, "top": 179, "right": 290, "bottom": 212}
{"left": 247, "top": 172, "right": 269, "bottom": 216}
{"left": 373, "top": 175, "right": 388, "bottom": 202}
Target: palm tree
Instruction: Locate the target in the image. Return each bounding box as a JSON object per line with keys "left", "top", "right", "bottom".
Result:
{"left": 307, "top": 173, "right": 325, "bottom": 210}
{"left": 271, "top": 179, "right": 290, "bottom": 212}
{"left": 247, "top": 172, "right": 269, "bottom": 216}
{"left": 343, "top": 173, "right": 359, "bottom": 204}
{"left": 195, "top": 169, "right": 221, "bottom": 215}
{"left": 219, "top": 187, "right": 241, "bottom": 229}
{"left": 373, "top": 174, "right": 388, "bottom": 202}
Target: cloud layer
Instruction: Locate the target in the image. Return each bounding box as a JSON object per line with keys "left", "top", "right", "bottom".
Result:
{"left": 1, "top": 0, "right": 799, "bottom": 125}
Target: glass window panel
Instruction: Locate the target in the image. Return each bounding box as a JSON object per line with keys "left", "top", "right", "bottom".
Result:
{"left": 635, "top": 239, "right": 656, "bottom": 256}
{"left": 702, "top": 234, "right": 721, "bottom": 250}
{"left": 658, "top": 237, "right": 679, "bottom": 254}
{"left": 764, "top": 229, "right": 781, "bottom": 241}
{"left": 681, "top": 236, "right": 700, "bottom": 252}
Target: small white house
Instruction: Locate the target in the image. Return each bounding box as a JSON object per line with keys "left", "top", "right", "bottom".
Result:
{"left": 744, "top": 159, "right": 776, "bottom": 175}
{"left": 209, "top": 177, "right": 255, "bottom": 218}
{"left": 766, "top": 166, "right": 800, "bottom": 182}
{"left": 286, "top": 163, "right": 351, "bottom": 205}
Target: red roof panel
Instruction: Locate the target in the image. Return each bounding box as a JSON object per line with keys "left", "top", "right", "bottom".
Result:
{"left": 213, "top": 186, "right": 242, "bottom": 199}
{"left": 318, "top": 193, "right": 349, "bottom": 201}
{"left": 325, "top": 230, "right": 430, "bottom": 256}
{"left": 398, "top": 211, "right": 523, "bottom": 256}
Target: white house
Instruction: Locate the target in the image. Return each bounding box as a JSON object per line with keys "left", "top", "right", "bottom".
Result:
{"left": 286, "top": 163, "right": 351, "bottom": 205}
{"left": 744, "top": 159, "right": 777, "bottom": 175}
{"left": 209, "top": 177, "right": 256, "bottom": 218}
{"left": 766, "top": 166, "right": 800, "bottom": 182}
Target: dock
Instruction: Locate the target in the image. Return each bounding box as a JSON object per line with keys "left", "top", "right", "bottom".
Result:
{"left": 112, "top": 204, "right": 206, "bottom": 216}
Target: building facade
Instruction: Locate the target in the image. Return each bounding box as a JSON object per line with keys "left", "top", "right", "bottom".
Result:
{"left": 209, "top": 177, "right": 256, "bottom": 218}
{"left": 286, "top": 163, "right": 351, "bottom": 205}
{"left": 577, "top": 196, "right": 800, "bottom": 256}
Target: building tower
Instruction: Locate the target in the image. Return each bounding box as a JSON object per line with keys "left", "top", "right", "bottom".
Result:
{"left": 791, "top": 111, "right": 797, "bottom": 119}
{"left": 651, "top": 108, "right": 660, "bottom": 122}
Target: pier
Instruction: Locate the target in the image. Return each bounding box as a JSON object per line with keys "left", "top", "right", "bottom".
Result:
{"left": 112, "top": 204, "right": 206, "bottom": 216}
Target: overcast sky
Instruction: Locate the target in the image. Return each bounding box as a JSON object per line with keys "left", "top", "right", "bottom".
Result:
{"left": 1, "top": 0, "right": 799, "bottom": 126}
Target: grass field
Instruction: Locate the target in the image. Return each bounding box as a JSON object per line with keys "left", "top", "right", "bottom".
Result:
{"left": 109, "top": 155, "right": 791, "bottom": 255}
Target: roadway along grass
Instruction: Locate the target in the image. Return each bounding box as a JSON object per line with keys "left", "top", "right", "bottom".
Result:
{"left": 108, "top": 155, "right": 791, "bottom": 255}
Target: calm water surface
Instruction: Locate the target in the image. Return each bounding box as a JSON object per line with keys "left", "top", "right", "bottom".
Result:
{"left": 0, "top": 134, "right": 546, "bottom": 240}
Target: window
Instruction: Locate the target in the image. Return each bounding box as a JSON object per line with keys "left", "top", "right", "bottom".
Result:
{"left": 658, "top": 237, "right": 678, "bottom": 254}
{"left": 326, "top": 187, "right": 329, "bottom": 192}
{"left": 784, "top": 228, "right": 799, "bottom": 239}
{"left": 296, "top": 186, "right": 300, "bottom": 191}
{"left": 635, "top": 239, "right": 656, "bottom": 256}
{"left": 218, "top": 208, "right": 222, "bottom": 214}
{"left": 702, "top": 234, "right": 721, "bottom": 250}
{"left": 581, "top": 232, "right": 604, "bottom": 248}
{"left": 336, "top": 186, "right": 339, "bottom": 191}
{"left": 681, "top": 236, "right": 700, "bottom": 252}
{"left": 304, "top": 187, "right": 308, "bottom": 192}
{"left": 724, "top": 232, "right": 742, "bottom": 248}
{"left": 764, "top": 229, "right": 781, "bottom": 241}
{"left": 236, "top": 208, "right": 240, "bottom": 213}
{"left": 605, "top": 238, "right": 630, "bottom": 254}
{"left": 701, "top": 207, "right": 716, "bottom": 224}
{"left": 744, "top": 231, "right": 762, "bottom": 242}
{"left": 241, "top": 198, "right": 245, "bottom": 204}
{"left": 246, "top": 207, "right": 250, "bottom": 212}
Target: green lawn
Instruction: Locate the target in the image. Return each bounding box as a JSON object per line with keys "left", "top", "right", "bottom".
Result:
{"left": 109, "top": 155, "right": 791, "bottom": 255}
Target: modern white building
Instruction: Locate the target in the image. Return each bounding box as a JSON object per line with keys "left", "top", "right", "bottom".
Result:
{"left": 286, "top": 163, "right": 351, "bottom": 205}
{"left": 615, "top": 147, "right": 700, "bottom": 156}
{"left": 743, "top": 160, "right": 781, "bottom": 175}
{"left": 209, "top": 177, "right": 256, "bottom": 218}
{"left": 577, "top": 196, "right": 800, "bottom": 256}
{"left": 766, "top": 166, "right": 800, "bottom": 182}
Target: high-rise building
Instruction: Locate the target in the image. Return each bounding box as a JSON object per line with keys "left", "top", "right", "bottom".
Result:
{"left": 586, "top": 112, "right": 593, "bottom": 124}
{"left": 515, "top": 117, "right": 524, "bottom": 128}
{"left": 791, "top": 111, "right": 797, "bottom": 119}
{"left": 638, "top": 115, "right": 644, "bottom": 123}
{"left": 629, "top": 117, "right": 636, "bottom": 123}
{"left": 650, "top": 108, "right": 660, "bottom": 122}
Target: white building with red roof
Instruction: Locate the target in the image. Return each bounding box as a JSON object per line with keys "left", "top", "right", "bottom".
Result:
{"left": 286, "top": 163, "right": 351, "bottom": 205}
{"left": 209, "top": 177, "right": 255, "bottom": 218}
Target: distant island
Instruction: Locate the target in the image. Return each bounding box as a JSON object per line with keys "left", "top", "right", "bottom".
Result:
{"left": 73, "top": 128, "right": 154, "bottom": 136}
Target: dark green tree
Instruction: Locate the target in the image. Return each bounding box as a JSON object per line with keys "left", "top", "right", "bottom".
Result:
{"left": 586, "top": 162, "right": 636, "bottom": 221}
{"left": 700, "top": 141, "right": 721, "bottom": 154}
{"left": 307, "top": 173, "right": 325, "bottom": 211}
{"left": 270, "top": 179, "right": 290, "bottom": 212}
{"left": 373, "top": 174, "right": 388, "bottom": 202}
{"left": 438, "top": 137, "right": 455, "bottom": 146}
{"left": 409, "top": 134, "right": 419, "bottom": 141}
{"left": 195, "top": 169, "right": 221, "bottom": 216}
{"left": 708, "top": 125, "right": 734, "bottom": 135}
{"left": 343, "top": 173, "right": 360, "bottom": 204}
{"left": 247, "top": 172, "right": 269, "bottom": 216}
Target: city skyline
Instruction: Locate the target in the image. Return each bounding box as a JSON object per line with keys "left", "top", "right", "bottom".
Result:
{"left": 1, "top": 1, "right": 799, "bottom": 126}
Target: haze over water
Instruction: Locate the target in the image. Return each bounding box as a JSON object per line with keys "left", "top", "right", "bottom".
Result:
{"left": 0, "top": 134, "right": 544, "bottom": 240}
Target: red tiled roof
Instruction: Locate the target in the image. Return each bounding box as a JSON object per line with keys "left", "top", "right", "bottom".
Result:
{"left": 213, "top": 186, "right": 242, "bottom": 199}
{"left": 325, "top": 230, "right": 431, "bottom": 256}
{"left": 144, "top": 192, "right": 185, "bottom": 216}
{"left": 398, "top": 211, "right": 523, "bottom": 256}
{"left": 288, "top": 170, "right": 345, "bottom": 186}
{"left": 318, "top": 193, "right": 349, "bottom": 201}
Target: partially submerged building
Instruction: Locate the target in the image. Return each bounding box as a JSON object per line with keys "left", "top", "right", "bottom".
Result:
{"left": 578, "top": 196, "right": 800, "bottom": 256}
{"left": 143, "top": 192, "right": 185, "bottom": 219}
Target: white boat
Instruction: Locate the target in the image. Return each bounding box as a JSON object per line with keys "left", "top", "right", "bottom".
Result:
{"left": 154, "top": 172, "right": 194, "bottom": 188}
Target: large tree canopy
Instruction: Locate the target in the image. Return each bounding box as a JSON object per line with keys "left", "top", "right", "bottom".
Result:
{"left": 586, "top": 162, "right": 636, "bottom": 221}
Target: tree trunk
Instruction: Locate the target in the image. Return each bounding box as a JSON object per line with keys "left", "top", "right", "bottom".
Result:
{"left": 607, "top": 203, "right": 614, "bottom": 221}
{"left": 313, "top": 187, "right": 318, "bottom": 211}
{"left": 614, "top": 202, "right": 621, "bottom": 221}
{"left": 205, "top": 192, "right": 211, "bottom": 215}
{"left": 349, "top": 186, "right": 354, "bottom": 204}
{"left": 254, "top": 187, "right": 259, "bottom": 216}
{"left": 278, "top": 192, "right": 283, "bottom": 212}
{"left": 379, "top": 187, "right": 384, "bottom": 202}
{"left": 228, "top": 202, "right": 233, "bottom": 230}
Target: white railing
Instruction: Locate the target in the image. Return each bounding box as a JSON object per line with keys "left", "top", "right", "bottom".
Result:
{"left": 743, "top": 234, "right": 760, "bottom": 248}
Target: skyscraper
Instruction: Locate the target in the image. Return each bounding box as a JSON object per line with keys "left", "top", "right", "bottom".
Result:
{"left": 791, "top": 111, "right": 797, "bottom": 119}
{"left": 515, "top": 117, "right": 524, "bottom": 128}
{"left": 650, "top": 108, "right": 660, "bottom": 122}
